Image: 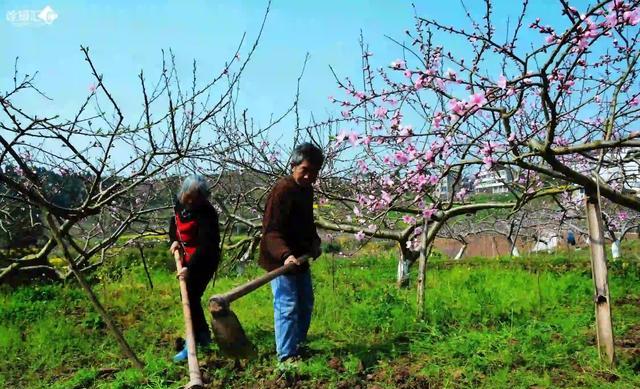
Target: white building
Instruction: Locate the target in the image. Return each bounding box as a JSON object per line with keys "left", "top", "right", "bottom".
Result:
{"left": 570, "top": 148, "right": 640, "bottom": 197}
{"left": 435, "top": 174, "right": 455, "bottom": 198}
{"left": 600, "top": 148, "right": 640, "bottom": 195}
{"left": 474, "top": 169, "right": 513, "bottom": 194}
{"left": 435, "top": 170, "right": 473, "bottom": 199}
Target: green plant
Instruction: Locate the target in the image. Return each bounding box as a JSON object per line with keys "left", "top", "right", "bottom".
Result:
{"left": 2, "top": 249, "right": 639, "bottom": 388}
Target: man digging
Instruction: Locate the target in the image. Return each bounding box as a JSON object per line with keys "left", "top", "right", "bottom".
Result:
{"left": 259, "top": 142, "right": 323, "bottom": 368}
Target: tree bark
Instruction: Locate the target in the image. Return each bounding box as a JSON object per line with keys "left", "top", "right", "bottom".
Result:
{"left": 397, "top": 255, "right": 410, "bottom": 288}
{"left": 416, "top": 219, "right": 430, "bottom": 320}
{"left": 584, "top": 192, "right": 616, "bottom": 366}
{"left": 137, "top": 244, "right": 153, "bottom": 290}
{"left": 397, "top": 242, "right": 417, "bottom": 288}
{"left": 611, "top": 240, "right": 621, "bottom": 260}
{"left": 509, "top": 240, "right": 520, "bottom": 258}
{"left": 454, "top": 242, "right": 467, "bottom": 260}
{"left": 509, "top": 214, "right": 524, "bottom": 258}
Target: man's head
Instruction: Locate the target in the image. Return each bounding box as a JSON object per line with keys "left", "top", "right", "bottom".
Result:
{"left": 178, "top": 174, "right": 210, "bottom": 209}
{"left": 290, "top": 142, "right": 324, "bottom": 187}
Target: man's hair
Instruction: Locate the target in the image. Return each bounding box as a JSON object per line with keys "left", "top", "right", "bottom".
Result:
{"left": 290, "top": 142, "right": 324, "bottom": 168}
{"left": 178, "top": 174, "right": 210, "bottom": 200}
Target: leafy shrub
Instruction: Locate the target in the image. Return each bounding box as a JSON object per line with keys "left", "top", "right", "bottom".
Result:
{"left": 322, "top": 241, "right": 342, "bottom": 254}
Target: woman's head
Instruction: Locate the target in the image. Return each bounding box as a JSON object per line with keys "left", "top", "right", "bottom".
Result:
{"left": 178, "top": 174, "right": 210, "bottom": 209}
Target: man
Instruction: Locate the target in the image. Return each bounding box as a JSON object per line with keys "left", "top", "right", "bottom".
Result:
{"left": 259, "top": 142, "right": 323, "bottom": 363}
{"left": 567, "top": 230, "right": 576, "bottom": 246}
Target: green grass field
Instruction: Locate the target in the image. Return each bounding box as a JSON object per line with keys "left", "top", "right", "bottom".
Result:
{"left": 1, "top": 242, "right": 639, "bottom": 388}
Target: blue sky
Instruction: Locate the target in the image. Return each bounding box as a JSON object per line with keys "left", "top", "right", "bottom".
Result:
{"left": 1, "top": 0, "right": 579, "bottom": 149}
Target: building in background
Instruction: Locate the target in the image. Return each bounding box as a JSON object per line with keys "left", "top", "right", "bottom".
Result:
{"left": 474, "top": 168, "right": 514, "bottom": 194}
{"left": 435, "top": 168, "right": 474, "bottom": 199}
{"left": 600, "top": 148, "right": 640, "bottom": 195}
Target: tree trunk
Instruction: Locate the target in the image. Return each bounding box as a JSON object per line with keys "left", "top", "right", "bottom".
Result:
{"left": 454, "top": 243, "right": 467, "bottom": 260}
{"left": 397, "top": 255, "right": 410, "bottom": 288}
{"left": 585, "top": 192, "right": 616, "bottom": 366}
{"left": 611, "top": 239, "right": 621, "bottom": 260}
{"left": 509, "top": 214, "right": 524, "bottom": 258}
{"left": 416, "top": 220, "right": 430, "bottom": 320}
{"left": 508, "top": 237, "right": 520, "bottom": 258}
{"left": 45, "top": 213, "right": 145, "bottom": 370}
{"left": 71, "top": 263, "right": 145, "bottom": 370}
{"left": 511, "top": 244, "right": 520, "bottom": 257}
{"left": 396, "top": 242, "right": 414, "bottom": 288}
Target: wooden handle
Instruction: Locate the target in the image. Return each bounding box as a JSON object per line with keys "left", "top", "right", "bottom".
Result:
{"left": 216, "top": 254, "right": 310, "bottom": 305}
{"left": 174, "top": 251, "right": 203, "bottom": 388}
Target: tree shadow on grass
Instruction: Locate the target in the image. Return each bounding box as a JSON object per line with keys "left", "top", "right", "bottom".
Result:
{"left": 201, "top": 327, "right": 419, "bottom": 388}
{"left": 239, "top": 327, "right": 414, "bottom": 369}
{"left": 308, "top": 332, "right": 413, "bottom": 369}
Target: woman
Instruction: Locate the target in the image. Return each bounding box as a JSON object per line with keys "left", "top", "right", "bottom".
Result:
{"left": 169, "top": 174, "right": 221, "bottom": 362}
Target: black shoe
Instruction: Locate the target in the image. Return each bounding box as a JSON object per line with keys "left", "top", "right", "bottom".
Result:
{"left": 297, "top": 345, "right": 315, "bottom": 359}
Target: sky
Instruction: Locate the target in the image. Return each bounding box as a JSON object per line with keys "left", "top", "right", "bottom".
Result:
{"left": 0, "top": 0, "right": 583, "bottom": 154}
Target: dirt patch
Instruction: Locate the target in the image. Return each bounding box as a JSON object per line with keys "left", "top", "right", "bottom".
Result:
{"left": 259, "top": 372, "right": 321, "bottom": 389}
{"left": 335, "top": 379, "right": 364, "bottom": 389}
{"left": 594, "top": 371, "right": 619, "bottom": 383}
{"left": 434, "top": 235, "right": 523, "bottom": 258}
{"left": 95, "top": 367, "right": 119, "bottom": 379}
{"left": 367, "top": 360, "right": 432, "bottom": 389}
{"left": 615, "top": 295, "right": 639, "bottom": 306}
{"left": 550, "top": 367, "right": 572, "bottom": 387}
{"left": 616, "top": 324, "right": 640, "bottom": 374}
{"left": 624, "top": 348, "right": 640, "bottom": 373}
{"left": 617, "top": 324, "right": 640, "bottom": 348}
{"left": 328, "top": 356, "right": 345, "bottom": 373}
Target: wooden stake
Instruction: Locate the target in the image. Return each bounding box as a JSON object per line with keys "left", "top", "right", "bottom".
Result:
{"left": 416, "top": 219, "right": 430, "bottom": 320}
{"left": 585, "top": 192, "right": 616, "bottom": 366}
{"left": 174, "top": 251, "right": 203, "bottom": 389}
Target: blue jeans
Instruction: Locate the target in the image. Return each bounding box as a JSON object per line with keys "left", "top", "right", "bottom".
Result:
{"left": 270, "top": 269, "right": 314, "bottom": 361}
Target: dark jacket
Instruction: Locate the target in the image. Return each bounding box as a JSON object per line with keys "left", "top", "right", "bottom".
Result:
{"left": 259, "top": 176, "right": 320, "bottom": 273}
{"left": 169, "top": 198, "right": 221, "bottom": 272}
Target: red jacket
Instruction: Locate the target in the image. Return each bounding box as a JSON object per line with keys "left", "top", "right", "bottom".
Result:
{"left": 169, "top": 199, "right": 221, "bottom": 270}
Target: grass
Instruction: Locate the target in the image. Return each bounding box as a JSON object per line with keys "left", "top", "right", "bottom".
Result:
{"left": 1, "top": 242, "right": 639, "bottom": 388}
